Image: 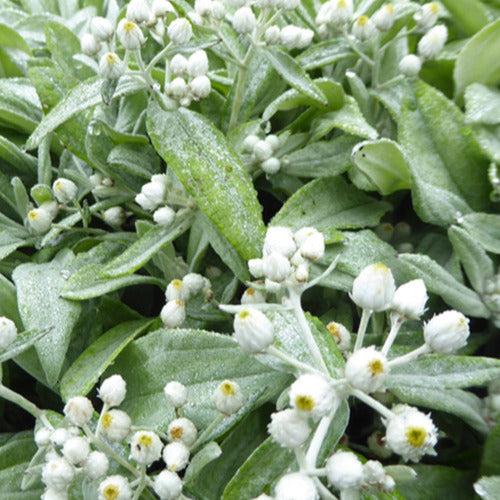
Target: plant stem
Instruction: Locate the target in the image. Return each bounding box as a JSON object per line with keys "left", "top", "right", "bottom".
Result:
{"left": 132, "top": 465, "right": 147, "bottom": 500}
{"left": 387, "top": 344, "right": 430, "bottom": 367}
{"left": 306, "top": 409, "right": 336, "bottom": 469}
{"left": 353, "top": 308, "right": 372, "bottom": 352}
{"left": 375, "top": 74, "right": 404, "bottom": 91}
{"left": 381, "top": 315, "right": 403, "bottom": 355}
{"left": 227, "top": 46, "right": 253, "bottom": 132}
{"left": 305, "top": 253, "right": 342, "bottom": 290}
{"left": 146, "top": 42, "right": 173, "bottom": 73}
{"left": 350, "top": 388, "right": 394, "bottom": 420}
{"left": 193, "top": 414, "right": 225, "bottom": 449}
{"left": 266, "top": 345, "right": 325, "bottom": 376}
{"left": 341, "top": 28, "right": 374, "bottom": 66}
{"left": 0, "top": 384, "right": 43, "bottom": 419}
{"left": 316, "top": 479, "right": 339, "bottom": 500}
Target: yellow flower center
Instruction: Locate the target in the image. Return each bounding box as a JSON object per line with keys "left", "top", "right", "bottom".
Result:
{"left": 246, "top": 288, "right": 255, "bottom": 296}
{"left": 175, "top": 300, "right": 185, "bottom": 306}
{"left": 385, "top": 4, "right": 394, "bottom": 13}
{"left": 238, "top": 310, "right": 250, "bottom": 319}
{"left": 369, "top": 358, "right": 384, "bottom": 375}
{"left": 103, "top": 485, "right": 120, "bottom": 500}
{"left": 106, "top": 53, "right": 117, "bottom": 65}
{"left": 102, "top": 412, "right": 113, "bottom": 429}
{"left": 172, "top": 279, "right": 183, "bottom": 288}
{"left": 221, "top": 381, "right": 236, "bottom": 396}
{"left": 374, "top": 262, "right": 389, "bottom": 272}
{"left": 170, "top": 426, "right": 183, "bottom": 440}
{"left": 28, "top": 210, "right": 38, "bottom": 220}
{"left": 138, "top": 434, "right": 152, "bottom": 447}
{"left": 327, "top": 323, "right": 340, "bottom": 340}
{"left": 406, "top": 426, "right": 427, "bottom": 447}
{"left": 295, "top": 395, "right": 315, "bottom": 412}
{"left": 338, "top": 0, "right": 347, "bottom": 7}
{"left": 429, "top": 3, "right": 438, "bottom": 13}
{"left": 123, "top": 21, "right": 136, "bottom": 33}
{"left": 357, "top": 15, "right": 369, "bottom": 26}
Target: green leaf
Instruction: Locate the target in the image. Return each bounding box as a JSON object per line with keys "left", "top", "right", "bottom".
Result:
{"left": 0, "top": 23, "right": 31, "bottom": 54}
{"left": 271, "top": 176, "right": 391, "bottom": 241}
{"left": 455, "top": 19, "right": 500, "bottom": 97}
{"left": 438, "top": 0, "right": 490, "bottom": 36}
{"left": 297, "top": 39, "right": 353, "bottom": 70}
{"left": 399, "top": 81, "right": 491, "bottom": 224}
{"left": 465, "top": 83, "right": 500, "bottom": 125}
{"left": 110, "top": 327, "right": 290, "bottom": 431}
{"left": 0, "top": 327, "right": 51, "bottom": 364}
{"left": 0, "top": 77, "right": 41, "bottom": 133}
{"left": 461, "top": 213, "right": 500, "bottom": 254}
{"left": 259, "top": 46, "right": 327, "bottom": 105}
{"left": 481, "top": 424, "right": 500, "bottom": 476}
{"left": 311, "top": 95, "right": 378, "bottom": 142}
{"left": 0, "top": 230, "right": 25, "bottom": 261}
{"left": 398, "top": 253, "right": 489, "bottom": 317}
{"left": 352, "top": 139, "right": 410, "bottom": 195}
{"left": 59, "top": 319, "right": 152, "bottom": 401}
{"left": 474, "top": 476, "right": 500, "bottom": 500}
{"left": 12, "top": 253, "right": 82, "bottom": 386}
{"left": 184, "top": 441, "right": 222, "bottom": 485}
{"left": 147, "top": 102, "right": 265, "bottom": 261}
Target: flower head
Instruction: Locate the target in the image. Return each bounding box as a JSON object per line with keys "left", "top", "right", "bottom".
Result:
{"left": 326, "top": 450, "right": 364, "bottom": 490}
{"left": 351, "top": 263, "right": 396, "bottom": 311}
{"left": 130, "top": 430, "right": 163, "bottom": 465}
{"left": 233, "top": 308, "right": 274, "bottom": 353}
{"left": 213, "top": 380, "right": 245, "bottom": 415}
{"left": 423, "top": 310, "right": 469, "bottom": 354}
{"left": 345, "top": 346, "right": 388, "bottom": 393}
{"left": 391, "top": 279, "right": 428, "bottom": 320}
{"left": 99, "top": 374, "right": 127, "bottom": 407}
{"left": 98, "top": 475, "right": 133, "bottom": 500}
{"left": 268, "top": 409, "right": 311, "bottom": 449}
{"left": 274, "top": 472, "right": 318, "bottom": 500}
{"left": 289, "top": 374, "right": 337, "bottom": 420}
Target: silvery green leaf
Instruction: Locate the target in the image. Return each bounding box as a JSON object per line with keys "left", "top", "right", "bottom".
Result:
{"left": 481, "top": 424, "right": 500, "bottom": 476}
{"left": 297, "top": 38, "right": 354, "bottom": 70}
{"left": 0, "top": 230, "right": 25, "bottom": 261}
{"left": 0, "top": 77, "right": 41, "bottom": 133}
{"left": 474, "top": 476, "right": 500, "bottom": 500}
{"left": 438, "top": 0, "right": 490, "bottom": 36}
{"left": 465, "top": 83, "right": 500, "bottom": 125}
{"left": 461, "top": 213, "right": 500, "bottom": 254}
{"left": 0, "top": 326, "right": 51, "bottom": 364}
{"left": 184, "top": 442, "right": 223, "bottom": 485}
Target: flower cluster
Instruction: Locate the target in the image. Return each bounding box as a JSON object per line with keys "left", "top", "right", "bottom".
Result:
{"left": 243, "top": 133, "right": 284, "bottom": 175}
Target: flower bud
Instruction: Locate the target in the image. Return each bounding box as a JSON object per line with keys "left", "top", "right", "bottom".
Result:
{"left": 0, "top": 316, "right": 17, "bottom": 349}
{"left": 98, "top": 475, "right": 133, "bottom": 500}
{"left": 253, "top": 140, "right": 273, "bottom": 162}
{"left": 167, "top": 417, "right": 197, "bottom": 446}
{"left": 64, "top": 397, "right": 94, "bottom": 427}
{"left": 391, "top": 279, "right": 428, "bottom": 320}
{"left": 330, "top": 0, "right": 353, "bottom": 27}
{"left": 274, "top": 473, "right": 318, "bottom": 500}
{"left": 42, "top": 458, "right": 75, "bottom": 490}
{"left": 101, "top": 409, "right": 132, "bottom": 442}
{"left": 373, "top": 4, "right": 395, "bottom": 31}
{"left": 241, "top": 287, "right": 266, "bottom": 304}
{"left": 326, "top": 451, "right": 364, "bottom": 490}
{"left": 81, "top": 33, "right": 101, "bottom": 56}
{"left": 261, "top": 157, "right": 281, "bottom": 174}
{"left": 83, "top": 451, "right": 109, "bottom": 480}
{"left": 166, "top": 279, "right": 190, "bottom": 302}
{"left": 327, "top": 321, "right": 351, "bottom": 352}
{"left": 154, "top": 470, "right": 183, "bottom": 500}
{"left": 161, "top": 300, "right": 186, "bottom": 328}
{"left": 91, "top": 16, "right": 114, "bottom": 42}
{"left": 188, "top": 50, "right": 209, "bottom": 77}
{"left": 164, "top": 381, "right": 188, "bottom": 408}
{"left": 351, "top": 263, "right": 396, "bottom": 312}
{"left": 142, "top": 179, "right": 167, "bottom": 206}
{"left": 233, "top": 308, "right": 274, "bottom": 353}
{"left": 99, "top": 52, "right": 124, "bottom": 80}
{"left": 103, "top": 206, "right": 127, "bottom": 228}
{"left": 117, "top": 19, "right": 145, "bottom": 50}
{"left": 168, "top": 18, "right": 193, "bottom": 45}
{"left": 417, "top": 25, "right": 447, "bottom": 60}
{"left": 195, "top": 0, "right": 212, "bottom": 17}
{"left": 53, "top": 178, "right": 77, "bottom": 204}
{"left": 62, "top": 436, "right": 90, "bottom": 465}
{"left": 352, "top": 15, "right": 376, "bottom": 41}
{"left": 35, "top": 427, "right": 52, "bottom": 447}
{"left": 213, "top": 380, "right": 245, "bottom": 415}
{"left": 248, "top": 258, "right": 264, "bottom": 278}
{"left": 152, "top": 0, "right": 175, "bottom": 17}
{"left": 268, "top": 409, "right": 310, "bottom": 449}
{"left": 170, "top": 54, "right": 188, "bottom": 76}
{"left": 183, "top": 273, "right": 209, "bottom": 296}
{"left": 50, "top": 428, "right": 70, "bottom": 447}
{"left": 265, "top": 25, "right": 281, "bottom": 44}
{"left": 135, "top": 192, "right": 157, "bottom": 211}
{"left": 363, "top": 460, "right": 385, "bottom": 485}
{"left": 233, "top": 7, "right": 256, "bottom": 34}
{"left": 399, "top": 54, "right": 422, "bottom": 77}
{"left": 99, "top": 374, "right": 127, "bottom": 407}
{"left": 423, "top": 310, "right": 470, "bottom": 354}
{"left": 414, "top": 2, "right": 439, "bottom": 29}
{"left": 211, "top": 1, "right": 226, "bottom": 20}
{"left": 127, "top": 0, "right": 151, "bottom": 24}
{"left": 289, "top": 374, "right": 337, "bottom": 420}
{"left": 130, "top": 430, "right": 163, "bottom": 465}
{"left": 345, "top": 346, "right": 388, "bottom": 393}
{"left": 243, "top": 134, "right": 260, "bottom": 152}
{"left": 262, "top": 252, "right": 291, "bottom": 282}
{"left": 163, "top": 441, "right": 190, "bottom": 471}
{"left": 279, "top": 25, "right": 302, "bottom": 49}
{"left": 170, "top": 76, "right": 188, "bottom": 98}
{"left": 190, "top": 75, "right": 211, "bottom": 98}
{"left": 299, "top": 231, "right": 324, "bottom": 262}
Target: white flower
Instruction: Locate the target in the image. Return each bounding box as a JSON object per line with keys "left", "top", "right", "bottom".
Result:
{"left": 98, "top": 475, "right": 133, "bottom": 500}
{"left": 130, "top": 430, "right": 163, "bottom": 465}
{"left": 299, "top": 231, "right": 324, "bottom": 262}
{"left": 190, "top": 75, "right": 211, "bottom": 98}
{"left": 399, "top": 54, "right": 422, "bottom": 77}
{"left": 53, "top": 178, "right": 77, "bottom": 204}
{"left": 211, "top": 1, "right": 226, "bottom": 20}
{"left": 35, "top": 427, "right": 51, "bottom": 447}
{"left": 42, "top": 458, "right": 75, "bottom": 490}
{"left": 50, "top": 428, "right": 70, "bottom": 447}
{"left": 154, "top": 470, "right": 183, "bottom": 500}
{"left": 351, "top": 263, "right": 396, "bottom": 311}
{"left": 187, "top": 50, "right": 209, "bottom": 77}
{"left": 363, "top": 460, "right": 385, "bottom": 485}
{"left": 83, "top": 451, "right": 109, "bottom": 480}
{"left": 153, "top": 206, "right": 175, "bottom": 228}
{"left": 265, "top": 278, "right": 282, "bottom": 294}
{"left": 167, "top": 417, "right": 198, "bottom": 446}
{"left": 152, "top": 0, "right": 175, "bottom": 17}
{"left": 414, "top": 2, "right": 439, "bottom": 29}
{"left": 248, "top": 258, "right": 264, "bottom": 278}
{"left": 62, "top": 436, "right": 90, "bottom": 465}
{"left": 352, "top": 15, "right": 376, "bottom": 41}
{"left": 183, "top": 273, "right": 209, "bottom": 296}
{"left": 142, "top": 178, "right": 168, "bottom": 206}
{"left": 274, "top": 472, "right": 319, "bottom": 500}
{"left": 294, "top": 263, "right": 309, "bottom": 282}
{"left": 163, "top": 441, "right": 190, "bottom": 471}
{"left": 164, "top": 381, "right": 188, "bottom": 408}
{"left": 373, "top": 4, "right": 395, "bottom": 31}
{"left": 241, "top": 287, "right": 266, "bottom": 304}
{"left": 233, "top": 308, "right": 274, "bottom": 353}
{"left": 243, "top": 134, "right": 260, "bottom": 152}
{"left": 170, "top": 54, "right": 188, "bottom": 76}
{"left": 289, "top": 374, "right": 337, "bottom": 420}
{"left": 64, "top": 397, "right": 94, "bottom": 427}
{"left": 27, "top": 207, "right": 52, "bottom": 234}
{"left": 391, "top": 279, "right": 428, "bottom": 320}
{"left": 265, "top": 134, "right": 280, "bottom": 151}
{"left": 264, "top": 226, "right": 296, "bottom": 258}
{"left": 81, "top": 33, "right": 100, "bottom": 56}
{"left": 166, "top": 279, "right": 190, "bottom": 302}
{"left": 42, "top": 489, "right": 69, "bottom": 500}
{"left": 327, "top": 321, "right": 351, "bottom": 352}
{"left": 423, "top": 310, "right": 470, "bottom": 354}
{"left": 168, "top": 18, "right": 193, "bottom": 45}
{"left": 161, "top": 300, "right": 186, "bottom": 328}
{"left": 101, "top": 409, "right": 132, "bottom": 442}
{"left": 135, "top": 192, "right": 157, "bottom": 211}
{"left": 261, "top": 157, "right": 281, "bottom": 175}
{"left": 417, "top": 25, "right": 447, "bottom": 60}
{"left": 127, "top": 0, "right": 151, "bottom": 23}
{"left": 253, "top": 139, "right": 273, "bottom": 162}
{"left": 279, "top": 25, "right": 303, "bottom": 49}
{"left": 117, "top": 19, "right": 145, "bottom": 50}
{"left": 0, "top": 316, "right": 17, "bottom": 349}
{"left": 330, "top": 0, "right": 354, "bottom": 26}
{"left": 233, "top": 7, "right": 256, "bottom": 34}
{"left": 91, "top": 17, "right": 114, "bottom": 42}
{"left": 326, "top": 450, "right": 364, "bottom": 490}
{"left": 99, "top": 374, "right": 127, "bottom": 407}
{"left": 213, "top": 380, "right": 245, "bottom": 415}
{"left": 265, "top": 25, "right": 281, "bottom": 44}
{"left": 385, "top": 407, "right": 438, "bottom": 462}
{"left": 103, "top": 207, "right": 126, "bottom": 228}
{"left": 195, "top": 0, "right": 212, "bottom": 17}
{"left": 268, "top": 409, "right": 311, "bottom": 449}
{"left": 262, "top": 252, "right": 291, "bottom": 282}
{"left": 169, "top": 76, "right": 188, "bottom": 98}
{"left": 345, "top": 347, "right": 388, "bottom": 393}
{"left": 99, "top": 52, "right": 124, "bottom": 80}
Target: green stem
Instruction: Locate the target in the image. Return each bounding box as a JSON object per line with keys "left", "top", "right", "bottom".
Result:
{"left": 353, "top": 308, "right": 372, "bottom": 352}
{"left": 227, "top": 47, "right": 253, "bottom": 132}
{"left": 146, "top": 41, "right": 173, "bottom": 73}
{"left": 350, "top": 388, "right": 394, "bottom": 420}
{"left": 193, "top": 414, "right": 225, "bottom": 449}
{"left": 266, "top": 345, "right": 325, "bottom": 376}
{"left": 306, "top": 408, "right": 337, "bottom": 469}
{"left": 387, "top": 344, "right": 430, "bottom": 367}
{"left": 381, "top": 314, "right": 403, "bottom": 356}
{"left": 305, "top": 253, "right": 342, "bottom": 290}
{"left": 132, "top": 465, "right": 147, "bottom": 500}
{"left": 0, "top": 384, "right": 43, "bottom": 419}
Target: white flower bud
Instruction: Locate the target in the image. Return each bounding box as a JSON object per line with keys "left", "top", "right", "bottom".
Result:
{"left": 289, "top": 374, "right": 337, "bottom": 420}
{"left": 213, "top": 380, "right": 245, "bottom": 415}
{"left": 351, "top": 263, "right": 396, "bottom": 312}
{"left": 297, "top": 29, "right": 314, "bottom": 48}
{"left": 264, "top": 134, "right": 280, "bottom": 151}
{"left": 152, "top": 0, "right": 175, "bottom": 17}
{"left": 294, "top": 263, "right": 309, "bottom": 282}
{"left": 163, "top": 441, "right": 190, "bottom": 471}
{"left": 170, "top": 77, "right": 188, "bottom": 98}
{"left": 265, "top": 278, "right": 282, "bottom": 294}
{"left": 345, "top": 346, "right": 388, "bottom": 393}
{"left": 188, "top": 50, "right": 209, "bottom": 77}
{"left": 64, "top": 397, "right": 94, "bottom": 427}
{"left": 53, "top": 178, "right": 77, "bottom": 204}
{"left": 101, "top": 409, "right": 132, "bottom": 442}
{"left": 248, "top": 258, "right": 264, "bottom": 278}
{"left": 326, "top": 450, "right": 364, "bottom": 490}
{"left": 265, "top": 25, "right": 281, "bottom": 44}
{"left": 0, "top": 316, "right": 17, "bottom": 349}
{"left": 241, "top": 287, "right": 266, "bottom": 304}
{"left": 127, "top": 0, "right": 151, "bottom": 23}
{"left": 117, "top": 19, "right": 145, "bottom": 50}
{"left": 423, "top": 310, "right": 470, "bottom": 354}
{"left": 81, "top": 33, "right": 101, "bottom": 56}
{"left": 50, "top": 428, "right": 70, "bottom": 447}
{"left": 268, "top": 409, "right": 311, "bottom": 449}
{"left": 135, "top": 192, "right": 157, "bottom": 211}
{"left": 242, "top": 134, "right": 259, "bottom": 152}
{"left": 195, "top": 0, "right": 212, "bottom": 17}
{"left": 188, "top": 11, "right": 203, "bottom": 26}
{"left": 399, "top": 54, "right": 422, "bottom": 77}
{"left": 83, "top": 451, "right": 109, "bottom": 480}
{"left": 35, "top": 427, "right": 51, "bottom": 447}
{"left": 330, "top": 0, "right": 353, "bottom": 26}
{"left": 352, "top": 15, "right": 376, "bottom": 41}
{"left": 385, "top": 407, "right": 438, "bottom": 462}
{"left": 168, "top": 18, "right": 193, "bottom": 45}
{"left": 414, "top": 2, "right": 439, "bottom": 29}
{"left": 99, "top": 52, "right": 124, "bottom": 80}
{"left": 190, "top": 75, "right": 211, "bottom": 98}
{"left": 161, "top": 300, "right": 186, "bottom": 328}
{"left": 264, "top": 226, "right": 296, "bottom": 257}
{"left": 279, "top": 25, "right": 303, "bottom": 49}
{"left": 373, "top": 4, "right": 395, "bottom": 31}
{"left": 98, "top": 475, "right": 133, "bottom": 500}
{"left": 299, "top": 231, "right": 324, "bottom": 262}
{"left": 381, "top": 474, "right": 396, "bottom": 493}
{"left": 363, "top": 460, "right": 385, "bottom": 485}
{"left": 130, "top": 430, "right": 163, "bottom": 465}
{"left": 262, "top": 252, "right": 291, "bottom": 282}
{"left": 153, "top": 206, "right": 176, "bottom": 227}
{"left": 391, "top": 279, "right": 428, "bottom": 320}
{"left": 327, "top": 321, "right": 351, "bottom": 352}
{"left": 170, "top": 54, "right": 188, "bottom": 76}
{"left": 417, "top": 25, "right": 447, "bottom": 60}
{"left": 253, "top": 140, "right": 273, "bottom": 162}
{"left": 316, "top": 2, "right": 333, "bottom": 26}
{"left": 367, "top": 430, "right": 392, "bottom": 458}
{"left": 154, "top": 470, "right": 183, "bottom": 500}
{"left": 211, "top": 1, "right": 226, "bottom": 20}
{"left": 233, "top": 7, "right": 256, "bottom": 34}
{"left": 167, "top": 417, "right": 197, "bottom": 446}
{"left": 42, "top": 458, "right": 75, "bottom": 490}
{"left": 42, "top": 489, "right": 68, "bottom": 500}
{"left": 39, "top": 200, "right": 59, "bottom": 219}
{"left": 142, "top": 180, "right": 167, "bottom": 206}
{"left": 91, "top": 17, "right": 114, "bottom": 42}
{"left": 182, "top": 273, "right": 206, "bottom": 296}
{"left": 103, "top": 206, "right": 126, "bottom": 228}
{"left": 62, "top": 436, "right": 90, "bottom": 465}
{"left": 166, "top": 279, "right": 190, "bottom": 302}
{"left": 275, "top": 472, "right": 318, "bottom": 500}
{"left": 164, "top": 381, "right": 188, "bottom": 408}
{"left": 261, "top": 157, "right": 281, "bottom": 174}
{"left": 233, "top": 308, "right": 274, "bottom": 353}
{"left": 99, "top": 374, "right": 127, "bottom": 407}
